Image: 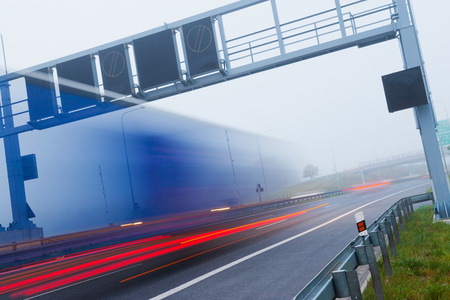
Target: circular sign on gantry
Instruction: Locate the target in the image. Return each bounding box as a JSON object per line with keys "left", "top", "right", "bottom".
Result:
{"left": 102, "top": 51, "right": 126, "bottom": 78}
{"left": 186, "top": 25, "right": 213, "bottom": 53}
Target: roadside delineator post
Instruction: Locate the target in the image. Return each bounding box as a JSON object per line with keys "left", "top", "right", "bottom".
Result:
{"left": 354, "top": 212, "right": 385, "bottom": 299}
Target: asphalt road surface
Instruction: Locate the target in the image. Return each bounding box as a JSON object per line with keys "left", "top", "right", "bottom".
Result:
{"left": 0, "top": 179, "right": 430, "bottom": 300}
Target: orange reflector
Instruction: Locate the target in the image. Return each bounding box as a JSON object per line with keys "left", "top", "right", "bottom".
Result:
{"left": 357, "top": 220, "right": 367, "bottom": 232}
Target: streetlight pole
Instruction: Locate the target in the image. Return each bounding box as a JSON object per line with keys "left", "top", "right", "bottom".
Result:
{"left": 1, "top": 34, "right": 7, "bottom": 74}
{"left": 331, "top": 144, "right": 341, "bottom": 190}
{"left": 121, "top": 106, "right": 144, "bottom": 210}
{"left": 225, "top": 130, "right": 240, "bottom": 207}
{"left": 257, "top": 129, "right": 272, "bottom": 201}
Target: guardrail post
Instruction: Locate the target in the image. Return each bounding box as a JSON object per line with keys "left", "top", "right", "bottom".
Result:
{"left": 332, "top": 270, "right": 362, "bottom": 300}
{"left": 332, "top": 270, "right": 350, "bottom": 298}
{"left": 408, "top": 197, "right": 414, "bottom": 213}
{"left": 404, "top": 198, "right": 412, "bottom": 218}
{"left": 355, "top": 245, "right": 368, "bottom": 265}
{"left": 389, "top": 213, "right": 401, "bottom": 244}
{"left": 374, "top": 230, "right": 393, "bottom": 276}
{"left": 346, "top": 269, "right": 363, "bottom": 300}
{"left": 384, "top": 219, "right": 397, "bottom": 257}
{"left": 401, "top": 199, "right": 409, "bottom": 221}
{"left": 396, "top": 205, "right": 406, "bottom": 231}
{"left": 365, "top": 244, "right": 385, "bottom": 300}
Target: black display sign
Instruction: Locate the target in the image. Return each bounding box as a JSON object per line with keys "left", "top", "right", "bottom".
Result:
{"left": 382, "top": 66, "right": 429, "bottom": 113}
{"left": 133, "top": 29, "right": 179, "bottom": 91}
{"left": 57, "top": 55, "right": 99, "bottom": 112}
{"left": 25, "top": 68, "right": 55, "bottom": 121}
{"left": 99, "top": 44, "right": 133, "bottom": 100}
{"left": 183, "top": 17, "right": 219, "bottom": 77}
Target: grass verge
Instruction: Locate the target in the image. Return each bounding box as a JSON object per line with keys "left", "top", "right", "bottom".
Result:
{"left": 362, "top": 205, "right": 450, "bottom": 300}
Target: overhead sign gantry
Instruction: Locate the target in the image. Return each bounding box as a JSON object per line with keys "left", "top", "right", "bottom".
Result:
{"left": 0, "top": 0, "right": 448, "bottom": 243}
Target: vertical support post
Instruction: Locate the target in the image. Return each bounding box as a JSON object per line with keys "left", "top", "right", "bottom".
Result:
{"left": 360, "top": 169, "right": 366, "bottom": 185}
{"left": 90, "top": 54, "right": 101, "bottom": 100}
{"left": 225, "top": 130, "right": 240, "bottom": 207}
{"left": 408, "top": 197, "right": 414, "bottom": 213}
{"left": 1, "top": 34, "right": 7, "bottom": 74}
{"left": 217, "top": 14, "right": 231, "bottom": 72}
{"left": 211, "top": 17, "right": 224, "bottom": 74}
{"left": 396, "top": 0, "right": 450, "bottom": 219}
{"left": 376, "top": 230, "right": 393, "bottom": 276}
{"left": 270, "top": 0, "right": 286, "bottom": 55}
{"left": 124, "top": 44, "right": 136, "bottom": 94}
{"left": 121, "top": 107, "right": 144, "bottom": 211}
{"left": 346, "top": 270, "right": 363, "bottom": 300}
{"left": 389, "top": 213, "right": 401, "bottom": 244}
{"left": 396, "top": 204, "right": 406, "bottom": 231}
{"left": 385, "top": 219, "right": 397, "bottom": 257}
{"left": 365, "top": 244, "right": 385, "bottom": 300}
{"left": 401, "top": 199, "right": 409, "bottom": 222}
{"left": 0, "top": 83, "right": 35, "bottom": 230}
{"left": 172, "top": 29, "right": 185, "bottom": 82}
{"left": 332, "top": 269, "right": 362, "bottom": 300}
{"left": 42, "top": 67, "right": 59, "bottom": 116}
{"left": 178, "top": 26, "right": 191, "bottom": 80}
{"left": 404, "top": 198, "right": 412, "bottom": 217}
{"left": 335, "top": 0, "right": 347, "bottom": 38}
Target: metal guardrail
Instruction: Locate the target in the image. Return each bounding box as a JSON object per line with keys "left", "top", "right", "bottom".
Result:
{"left": 293, "top": 192, "right": 434, "bottom": 300}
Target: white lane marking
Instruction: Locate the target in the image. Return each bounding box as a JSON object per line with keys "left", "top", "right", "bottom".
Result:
{"left": 24, "top": 264, "right": 142, "bottom": 300}
{"left": 256, "top": 219, "right": 287, "bottom": 230}
{"left": 324, "top": 203, "right": 339, "bottom": 208}
{"left": 149, "top": 184, "right": 428, "bottom": 300}
{"left": 248, "top": 215, "right": 273, "bottom": 223}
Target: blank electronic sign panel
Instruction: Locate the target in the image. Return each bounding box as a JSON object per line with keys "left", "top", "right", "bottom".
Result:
{"left": 25, "top": 68, "right": 55, "bottom": 121}
{"left": 133, "top": 29, "right": 179, "bottom": 91}
{"left": 57, "top": 55, "right": 99, "bottom": 112}
{"left": 382, "top": 66, "right": 429, "bottom": 113}
{"left": 99, "top": 44, "right": 133, "bottom": 100}
{"left": 183, "top": 17, "right": 219, "bottom": 77}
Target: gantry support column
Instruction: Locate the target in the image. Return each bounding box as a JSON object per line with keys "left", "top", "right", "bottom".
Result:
{"left": 396, "top": 0, "right": 450, "bottom": 219}
{"left": 0, "top": 83, "right": 42, "bottom": 245}
{"left": 0, "top": 83, "right": 36, "bottom": 229}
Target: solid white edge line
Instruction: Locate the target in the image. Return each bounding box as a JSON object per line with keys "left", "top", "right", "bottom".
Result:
{"left": 149, "top": 183, "right": 428, "bottom": 300}
{"left": 24, "top": 264, "right": 142, "bottom": 300}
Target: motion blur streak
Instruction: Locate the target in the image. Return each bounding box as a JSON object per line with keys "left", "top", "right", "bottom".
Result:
{"left": 343, "top": 182, "right": 391, "bottom": 191}
{"left": 0, "top": 235, "right": 169, "bottom": 283}
{"left": 7, "top": 204, "right": 327, "bottom": 298}
{"left": 121, "top": 212, "right": 313, "bottom": 283}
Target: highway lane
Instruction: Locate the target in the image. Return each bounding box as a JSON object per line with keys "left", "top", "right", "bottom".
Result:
{"left": 0, "top": 179, "right": 430, "bottom": 300}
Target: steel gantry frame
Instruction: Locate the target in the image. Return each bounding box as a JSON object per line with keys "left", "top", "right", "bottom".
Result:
{"left": 0, "top": 0, "right": 448, "bottom": 242}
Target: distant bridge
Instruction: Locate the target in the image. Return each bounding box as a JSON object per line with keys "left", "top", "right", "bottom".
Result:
{"left": 358, "top": 151, "right": 426, "bottom": 172}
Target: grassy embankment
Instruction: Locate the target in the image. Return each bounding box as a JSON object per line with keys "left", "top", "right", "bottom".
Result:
{"left": 363, "top": 205, "right": 450, "bottom": 300}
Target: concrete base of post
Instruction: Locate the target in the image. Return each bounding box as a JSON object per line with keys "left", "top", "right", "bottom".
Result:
{"left": 433, "top": 215, "right": 450, "bottom": 224}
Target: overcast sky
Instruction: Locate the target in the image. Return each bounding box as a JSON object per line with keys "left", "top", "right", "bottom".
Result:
{"left": 1, "top": 0, "right": 449, "bottom": 170}
{"left": 0, "top": 0, "right": 449, "bottom": 232}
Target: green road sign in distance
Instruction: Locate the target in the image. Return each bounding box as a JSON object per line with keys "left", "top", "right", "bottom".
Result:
{"left": 439, "top": 131, "right": 450, "bottom": 146}
{"left": 437, "top": 119, "right": 450, "bottom": 133}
